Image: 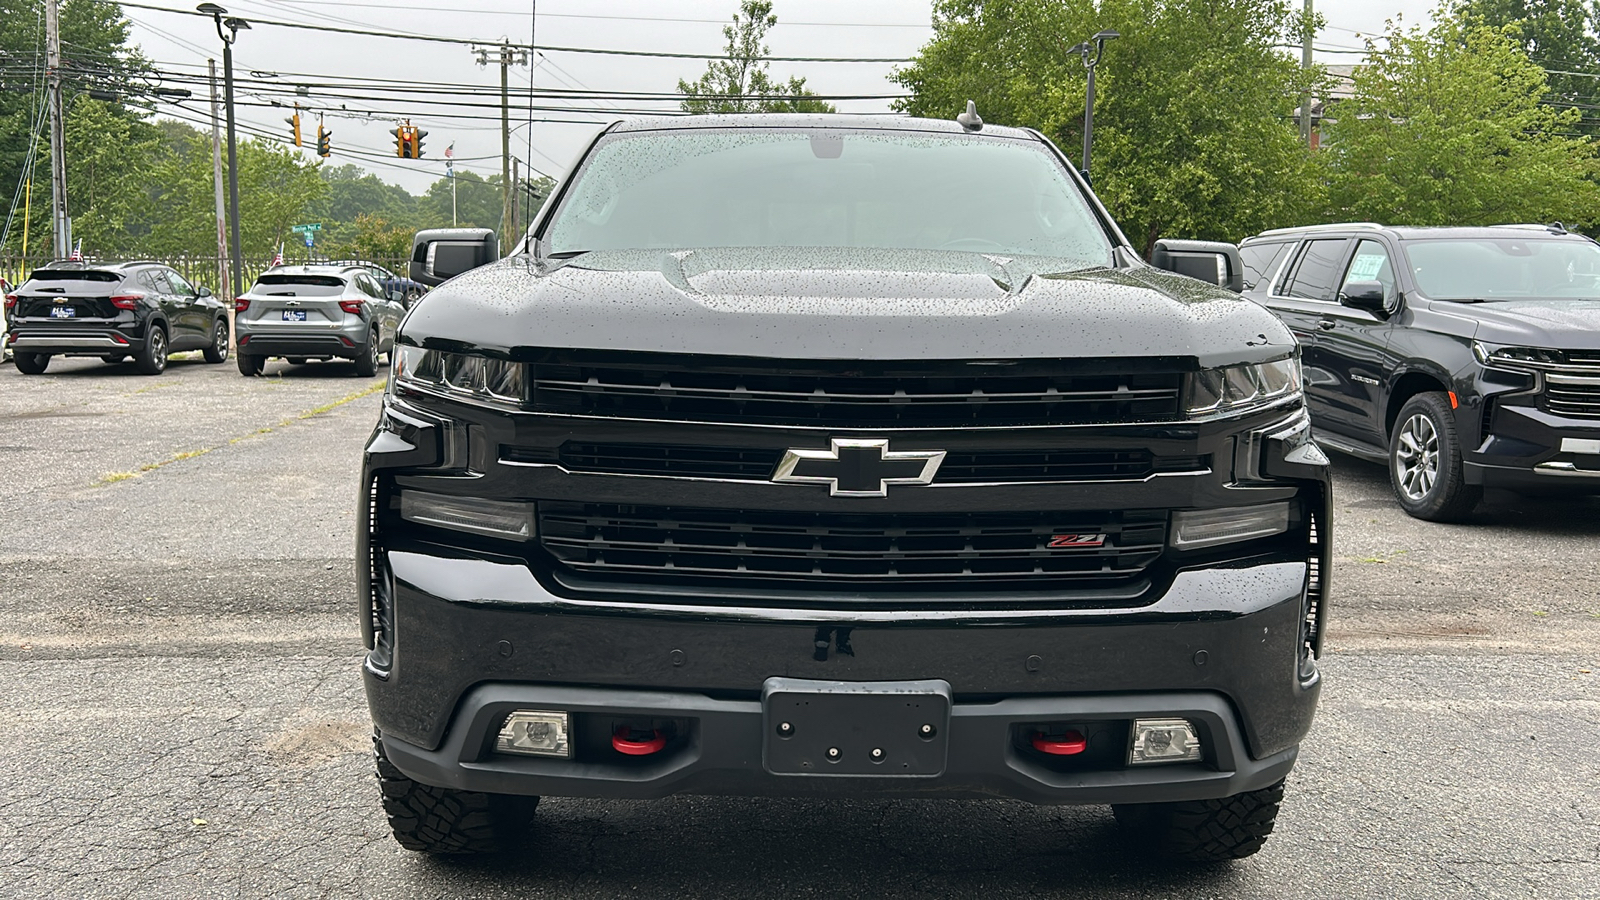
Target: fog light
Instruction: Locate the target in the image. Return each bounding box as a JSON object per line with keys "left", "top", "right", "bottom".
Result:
{"left": 1171, "top": 502, "right": 1290, "bottom": 550}
{"left": 399, "top": 490, "right": 535, "bottom": 541}
{"left": 495, "top": 710, "right": 572, "bottom": 758}
{"left": 1129, "top": 717, "right": 1202, "bottom": 765}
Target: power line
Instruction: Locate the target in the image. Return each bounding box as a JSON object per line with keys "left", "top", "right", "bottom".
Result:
{"left": 117, "top": 1, "right": 914, "bottom": 62}
{"left": 263, "top": 0, "right": 932, "bottom": 28}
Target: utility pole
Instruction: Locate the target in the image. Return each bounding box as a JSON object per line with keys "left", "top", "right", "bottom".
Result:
{"left": 1300, "top": 0, "right": 1314, "bottom": 146}
{"left": 1069, "top": 30, "right": 1119, "bottom": 179}
{"left": 200, "top": 5, "right": 249, "bottom": 301}
{"left": 45, "top": 0, "right": 69, "bottom": 259}
{"left": 500, "top": 41, "right": 513, "bottom": 241}
{"left": 476, "top": 41, "right": 527, "bottom": 240}
{"left": 208, "top": 59, "right": 229, "bottom": 300}
{"left": 510, "top": 157, "right": 520, "bottom": 240}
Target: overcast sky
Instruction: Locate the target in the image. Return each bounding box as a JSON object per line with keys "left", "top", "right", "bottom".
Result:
{"left": 122, "top": 0, "right": 1445, "bottom": 196}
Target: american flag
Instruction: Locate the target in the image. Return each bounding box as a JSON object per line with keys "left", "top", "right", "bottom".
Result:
{"left": 68, "top": 239, "right": 82, "bottom": 261}
{"left": 271, "top": 244, "right": 284, "bottom": 266}
{"left": 445, "top": 142, "right": 454, "bottom": 177}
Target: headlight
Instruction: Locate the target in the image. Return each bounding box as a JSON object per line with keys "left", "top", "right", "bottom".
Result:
{"left": 393, "top": 345, "right": 526, "bottom": 407}
{"left": 1472, "top": 342, "right": 1564, "bottom": 369}
{"left": 1185, "top": 356, "right": 1301, "bottom": 419}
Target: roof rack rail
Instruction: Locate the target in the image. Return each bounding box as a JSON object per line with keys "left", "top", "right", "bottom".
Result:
{"left": 1254, "top": 222, "right": 1385, "bottom": 238}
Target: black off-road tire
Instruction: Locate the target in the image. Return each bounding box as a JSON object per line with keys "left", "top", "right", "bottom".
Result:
{"left": 353, "top": 330, "right": 379, "bottom": 377}
{"left": 1113, "top": 780, "right": 1284, "bottom": 862}
{"left": 134, "top": 326, "right": 168, "bottom": 375}
{"left": 203, "top": 318, "right": 230, "bottom": 363}
{"left": 1388, "top": 391, "right": 1481, "bottom": 522}
{"left": 236, "top": 353, "right": 264, "bottom": 376}
{"left": 13, "top": 352, "right": 49, "bottom": 375}
{"left": 373, "top": 736, "right": 538, "bottom": 854}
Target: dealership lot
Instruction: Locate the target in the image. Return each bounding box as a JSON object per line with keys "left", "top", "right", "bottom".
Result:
{"left": 0, "top": 357, "right": 1596, "bottom": 899}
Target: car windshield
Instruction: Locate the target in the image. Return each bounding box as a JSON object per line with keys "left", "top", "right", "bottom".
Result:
{"left": 1403, "top": 238, "right": 1600, "bottom": 300}
{"left": 543, "top": 128, "right": 1112, "bottom": 265}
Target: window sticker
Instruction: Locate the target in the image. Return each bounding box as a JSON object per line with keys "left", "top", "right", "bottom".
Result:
{"left": 1347, "top": 253, "right": 1387, "bottom": 282}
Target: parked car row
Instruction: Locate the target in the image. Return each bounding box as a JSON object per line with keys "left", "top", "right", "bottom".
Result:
{"left": 2, "top": 260, "right": 410, "bottom": 378}
{"left": 1233, "top": 221, "right": 1600, "bottom": 521}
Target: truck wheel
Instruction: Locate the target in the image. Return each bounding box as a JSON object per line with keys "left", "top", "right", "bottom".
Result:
{"left": 134, "top": 326, "right": 168, "bottom": 375}
{"left": 1112, "top": 780, "right": 1284, "bottom": 862}
{"left": 13, "top": 352, "right": 49, "bottom": 375}
{"left": 353, "top": 330, "right": 379, "bottom": 377}
{"left": 237, "top": 353, "right": 264, "bottom": 376}
{"left": 1389, "top": 392, "right": 1480, "bottom": 522}
{"left": 203, "top": 319, "right": 230, "bottom": 363}
{"left": 373, "top": 736, "right": 537, "bottom": 854}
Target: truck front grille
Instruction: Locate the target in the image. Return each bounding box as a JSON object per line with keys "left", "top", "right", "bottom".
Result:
{"left": 538, "top": 502, "right": 1167, "bottom": 588}
{"left": 542, "top": 442, "right": 1202, "bottom": 483}
{"left": 526, "top": 353, "right": 1186, "bottom": 428}
{"left": 1543, "top": 374, "right": 1600, "bottom": 419}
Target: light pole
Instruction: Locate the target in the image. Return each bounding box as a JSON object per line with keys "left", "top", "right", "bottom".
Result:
{"left": 1069, "top": 29, "right": 1119, "bottom": 179}
{"left": 199, "top": 4, "right": 248, "bottom": 301}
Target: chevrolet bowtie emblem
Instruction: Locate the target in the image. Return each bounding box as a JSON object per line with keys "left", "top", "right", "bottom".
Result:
{"left": 771, "top": 438, "right": 945, "bottom": 497}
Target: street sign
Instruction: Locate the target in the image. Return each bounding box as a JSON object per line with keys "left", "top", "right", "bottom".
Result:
{"left": 304, "top": 232, "right": 314, "bottom": 247}
{"left": 290, "top": 223, "right": 322, "bottom": 233}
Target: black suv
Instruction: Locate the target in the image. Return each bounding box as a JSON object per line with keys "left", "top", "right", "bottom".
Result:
{"left": 1241, "top": 223, "right": 1600, "bottom": 521}
{"left": 4, "top": 261, "right": 230, "bottom": 375}
{"left": 360, "top": 115, "right": 1331, "bottom": 862}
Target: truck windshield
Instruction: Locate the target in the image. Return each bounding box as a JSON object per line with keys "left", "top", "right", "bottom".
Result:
{"left": 1404, "top": 238, "right": 1600, "bottom": 300}
{"left": 544, "top": 128, "right": 1112, "bottom": 265}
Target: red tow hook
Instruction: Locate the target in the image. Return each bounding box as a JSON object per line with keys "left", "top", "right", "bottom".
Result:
{"left": 1031, "top": 730, "right": 1088, "bottom": 756}
{"left": 611, "top": 725, "right": 668, "bottom": 756}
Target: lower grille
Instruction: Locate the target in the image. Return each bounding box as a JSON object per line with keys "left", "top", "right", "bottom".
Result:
{"left": 540, "top": 442, "right": 1200, "bottom": 484}
{"left": 538, "top": 502, "right": 1167, "bottom": 589}
{"left": 1543, "top": 376, "right": 1600, "bottom": 419}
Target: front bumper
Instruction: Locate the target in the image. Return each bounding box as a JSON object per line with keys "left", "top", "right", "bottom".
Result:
{"left": 379, "top": 682, "right": 1297, "bottom": 805}
{"left": 1467, "top": 399, "right": 1600, "bottom": 489}
{"left": 365, "top": 547, "right": 1320, "bottom": 804}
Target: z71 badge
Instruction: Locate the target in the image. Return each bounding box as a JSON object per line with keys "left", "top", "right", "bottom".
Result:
{"left": 1048, "top": 533, "right": 1107, "bottom": 548}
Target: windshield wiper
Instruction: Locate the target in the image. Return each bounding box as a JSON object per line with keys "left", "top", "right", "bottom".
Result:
{"left": 544, "top": 250, "right": 593, "bottom": 260}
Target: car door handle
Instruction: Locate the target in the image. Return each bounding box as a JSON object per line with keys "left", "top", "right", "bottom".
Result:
{"left": 1316, "top": 320, "right": 1337, "bottom": 331}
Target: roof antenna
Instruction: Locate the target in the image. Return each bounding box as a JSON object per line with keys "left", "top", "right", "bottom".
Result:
{"left": 956, "top": 100, "right": 983, "bottom": 132}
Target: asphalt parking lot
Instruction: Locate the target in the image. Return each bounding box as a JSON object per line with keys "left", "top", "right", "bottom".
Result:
{"left": 0, "top": 355, "right": 1596, "bottom": 899}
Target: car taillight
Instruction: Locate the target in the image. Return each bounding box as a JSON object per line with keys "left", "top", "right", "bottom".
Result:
{"left": 110, "top": 292, "right": 144, "bottom": 310}
{"left": 339, "top": 299, "right": 365, "bottom": 315}
{"left": 234, "top": 297, "right": 250, "bottom": 312}
{"left": 3, "top": 294, "right": 16, "bottom": 310}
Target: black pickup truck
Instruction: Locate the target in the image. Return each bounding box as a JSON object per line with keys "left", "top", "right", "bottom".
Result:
{"left": 359, "top": 114, "right": 1331, "bottom": 862}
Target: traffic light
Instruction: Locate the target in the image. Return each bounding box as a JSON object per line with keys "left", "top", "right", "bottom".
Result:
{"left": 286, "top": 104, "right": 302, "bottom": 147}
{"left": 391, "top": 121, "right": 428, "bottom": 159}
{"left": 317, "top": 125, "right": 331, "bottom": 158}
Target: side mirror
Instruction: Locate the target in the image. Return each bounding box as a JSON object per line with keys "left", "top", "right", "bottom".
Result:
{"left": 1340, "top": 281, "right": 1388, "bottom": 314}
{"left": 410, "top": 227, "right": 498, "bottom": 287}
{"left": 197, "top": 285, "right": 213, "bottom": 297}
{"left": 1149, "top": 239, "right": 1245, "bottom": 293}
{"left": 389, "top": 289, "right": 406, "bottom": 305}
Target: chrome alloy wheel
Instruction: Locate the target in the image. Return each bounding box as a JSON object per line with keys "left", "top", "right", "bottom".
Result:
{"left": 1394, "top": 412, "right": 1440, "bottom": 501}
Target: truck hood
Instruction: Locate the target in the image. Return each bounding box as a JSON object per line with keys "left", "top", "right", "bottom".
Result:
{"left": 1449, "top": 298, "right": 1600, "bottom": 350}
{"left": 402, "top": 248, "right": 1295, "bottom": 368}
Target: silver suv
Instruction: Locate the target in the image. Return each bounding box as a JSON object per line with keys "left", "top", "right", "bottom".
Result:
{"left": 234, "top": 265, "right": 404, "bottom": 376}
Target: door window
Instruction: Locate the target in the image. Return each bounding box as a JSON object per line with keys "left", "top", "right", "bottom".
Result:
{"left": 138, "top": 270, "right": 167, "bottom": 293}
{"left": 164, "top": 270, "right": 196, "bottom": 296}
{"left": 1240, "top": 242, "right": 1291, "bottom": 292}
{"left": 1283, "top": 239, "right": 1350, "bottom": 301}
{"left": 1340, "top": 240, "right": 1397, "bottom": 304}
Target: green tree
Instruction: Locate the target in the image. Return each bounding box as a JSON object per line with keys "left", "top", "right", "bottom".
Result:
{"left": 1322, "top": 14, "right": 1600, "bottom": 226}
{"left": 1455, "top": 0, "right": 1600, "bottom": 107}
{"left": 314, "top": 164, "right": 420, "bottom": 249}
{"left": 894, "top": 0, "right": 1324, "bottom": 255}
{"left": 420, "top": 170, "right": 504, "bottom": 230}
{"left": 1, "top": 0, "right": 153, "bottom": 254}
{"left": 679, "top": 1, "right": 836, "bottom": 114}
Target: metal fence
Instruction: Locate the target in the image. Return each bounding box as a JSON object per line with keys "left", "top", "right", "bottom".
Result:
{"left": 1, "top": 254, "right": 414, "bottom": 298}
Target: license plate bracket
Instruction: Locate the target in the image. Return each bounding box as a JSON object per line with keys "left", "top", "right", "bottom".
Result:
{"left": 50, "top": 307, "right": 75, "bottom": 318}
{"left": 762, "top": 677, "right": 951, "bottom": 777}
{"left": 282, "top": 310, "right": 307, "bottom": 321}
